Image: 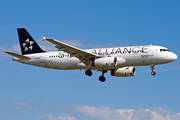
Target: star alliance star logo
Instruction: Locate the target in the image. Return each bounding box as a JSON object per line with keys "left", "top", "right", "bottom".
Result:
{"left": 22, "top": 38, "right": 34, "bottom": 51}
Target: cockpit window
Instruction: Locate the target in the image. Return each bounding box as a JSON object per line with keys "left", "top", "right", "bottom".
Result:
{"left": 160, "top": 49, "right": 170, "bottom": 52}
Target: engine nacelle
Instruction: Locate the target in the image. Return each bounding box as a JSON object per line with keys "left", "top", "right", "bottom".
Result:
{"left": 116, "top": 57, "right": 126, "bottom": 66}
{"left": 94, "top": 57, "right": 117, "bottom": 67}
{"left": 111, "top": 67, "right": 136, "bottom": 77}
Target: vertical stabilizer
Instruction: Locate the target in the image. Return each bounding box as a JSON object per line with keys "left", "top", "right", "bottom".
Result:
{"left": 17, "top": 28, "right": 45, "bottom": 55}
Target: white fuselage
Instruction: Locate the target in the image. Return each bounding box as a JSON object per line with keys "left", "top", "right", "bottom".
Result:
{"left": 13, "top": 45, "right": 177, "bottom": 71}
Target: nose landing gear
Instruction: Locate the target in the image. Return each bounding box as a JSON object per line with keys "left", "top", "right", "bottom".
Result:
{"left": 151, "top": 64, "right": 156, "bottom": 76}
{"left": 151, "top": 71, "right": 156, "bottom": 76}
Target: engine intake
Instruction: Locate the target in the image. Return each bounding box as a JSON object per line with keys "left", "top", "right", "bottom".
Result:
{"left": 111, "top": 67, "right": 136, "bottom": 77}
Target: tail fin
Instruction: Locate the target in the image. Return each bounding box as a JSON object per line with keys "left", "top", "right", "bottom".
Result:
{"left": 17, "top": 28, "right": 45, "bottom": 55}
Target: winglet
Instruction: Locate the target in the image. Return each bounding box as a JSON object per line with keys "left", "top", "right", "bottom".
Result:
{"left": 42, "top": 36, "right": 46, "bottom": 41}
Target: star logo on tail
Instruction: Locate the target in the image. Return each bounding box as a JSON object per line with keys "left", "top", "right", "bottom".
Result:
{"left": 23, "top": 38, "right": 34, "bottom": 51}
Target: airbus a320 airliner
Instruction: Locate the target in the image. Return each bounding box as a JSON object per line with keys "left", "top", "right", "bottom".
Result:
{"left": 5, "top": 28, "right": 177, "bottom": 82}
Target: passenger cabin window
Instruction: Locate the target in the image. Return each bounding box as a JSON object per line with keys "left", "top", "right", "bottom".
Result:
{"left": 160, "top": 49, "right": 170, "bottom": 52}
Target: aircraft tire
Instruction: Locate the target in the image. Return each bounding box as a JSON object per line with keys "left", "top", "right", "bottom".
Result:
{"left": 151, "top": 71, "right": 156, "bottom": 76}
{"left": 99, "top": 76, "right": 106, "bottom": 82}
{"left": 85, "top": 69, "right": 92, "bottom": 76}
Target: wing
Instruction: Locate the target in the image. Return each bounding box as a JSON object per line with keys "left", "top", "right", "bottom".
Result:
{"left": 43, "top": 37, "right": 97, "bottom": 65}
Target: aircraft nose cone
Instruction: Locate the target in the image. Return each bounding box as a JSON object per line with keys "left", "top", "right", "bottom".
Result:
{"left": 172, "top": 53, "right": 177, "bottom": 60}
{"left": 170, "top": 53, "right": 177, "bottom": 61}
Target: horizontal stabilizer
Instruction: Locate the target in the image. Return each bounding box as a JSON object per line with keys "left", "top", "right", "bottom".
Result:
{"left": 5, "top": 51, "right": 31, "bottom": 60}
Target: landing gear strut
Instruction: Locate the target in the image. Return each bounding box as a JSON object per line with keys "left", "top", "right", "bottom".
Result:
{"left": 85, "top": 61, "right": 93, "bottom": 76}
{"left": 151, "top": 64, "right": 156, "bottom": 76}
{"left": 99, "top": 70, "right": 107, "bottom": 82}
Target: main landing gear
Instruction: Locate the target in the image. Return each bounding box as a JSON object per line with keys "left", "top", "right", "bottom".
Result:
{"left": 151, "top": 64, "right": 156, "bottom": 76}
{"left": 85, "top": 61, "right": 107, "bottom": 82}
{"left": 85, "top": 69, "right": 92, "bottom": 76}
{"left": 99, "top": 70, "right": 107, "bottom": 82}
{"left": 85, "top": 61, "right": 93, "bottom": 76}
{"left": 85, "top": 69, "right": 107, "bottom": 82}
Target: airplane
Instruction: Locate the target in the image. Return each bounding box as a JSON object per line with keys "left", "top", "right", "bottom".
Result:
{"left": 5, "top": 28, "right": 177, "bottom": 82}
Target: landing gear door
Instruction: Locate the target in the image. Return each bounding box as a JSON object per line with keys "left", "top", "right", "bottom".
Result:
{"left": 148, "top": 46, "right": 154, "bottom": 56}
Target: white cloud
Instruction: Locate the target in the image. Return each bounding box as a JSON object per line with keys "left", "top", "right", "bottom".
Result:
{"left": 61, "top": 40, "right": 85, "bottom": 48}
{"left": 9, "top": 44, "right": 20, "bottom": 53}
{"left": 72, "top": 105, "right": 180, "bottom": 120}
{"left": 37, "top": 38, "right": 115, "bottom": 51}
{"left": 37, "top": 39, "right": 57, "bottom": 51}
{"left": 1, "top": 100, "right": 179, "bottom": 120}
{"left": 13, "top": 102, "right": 27, "bottom": 106}
{"left": 149, "top": 107, "right": 170, "bottom": 115}
{"left": 43, "top": 100, "right": 48, "bottom": 104}
{"left": 73, "top": 105, "right": 120, "bottom": 120}
{"left": 61, "top": 40, "right": 117, "bottom": 49}
{"left": 0, "top": 44, "right": 20, "bottom": 54}
{"left": 0, "top": 44, "right": 21, "bottom": 59}
{"left": 1, "top": 38, "right": 121, "bottom": 58}
{"left": 38, "top": 114, "right": 77, "bottom": 120}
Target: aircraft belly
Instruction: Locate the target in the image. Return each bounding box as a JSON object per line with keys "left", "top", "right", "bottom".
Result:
{"left": 44, "top": 57, "right": 79, "bottom": 69}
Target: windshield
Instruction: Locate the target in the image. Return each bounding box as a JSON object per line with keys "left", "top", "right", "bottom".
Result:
{"left": 160, "top": 49, "right": 170, "bottom": 52}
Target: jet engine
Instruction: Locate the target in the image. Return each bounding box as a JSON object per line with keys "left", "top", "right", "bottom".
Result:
{"left": 111, "top": 67, "right": 136, "bottom": 77}
{"left": 94, "top": 57, "right": 117, "bottom": 67}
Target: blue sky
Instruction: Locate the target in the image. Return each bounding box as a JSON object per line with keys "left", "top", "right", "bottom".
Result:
{"left": 0, "top": 0, "right": 180, "bottom": 120}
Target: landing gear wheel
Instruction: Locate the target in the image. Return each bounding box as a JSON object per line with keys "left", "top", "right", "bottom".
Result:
{"left": 151, "top": 64, "right": 156, "bottom": 76}
{"left": 151, "top": 71, "right": 156, "bottom": 76}
{"left": 85, "top": 69, "right": 92, "bottom": 76}
{"left": 99, "top": 76, "right": 106, "bottom": 82}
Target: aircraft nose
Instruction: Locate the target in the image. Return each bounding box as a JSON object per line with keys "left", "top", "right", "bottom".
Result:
{"left": 173, "top": 53, "right": 177, "bottom": 60}
{"left": 170, "top": 53, "right": 177, "bottom": 61}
